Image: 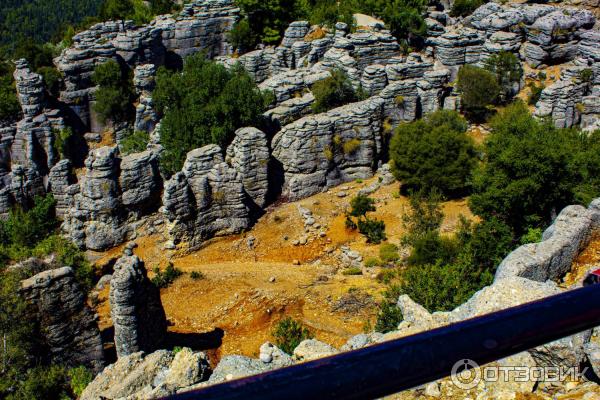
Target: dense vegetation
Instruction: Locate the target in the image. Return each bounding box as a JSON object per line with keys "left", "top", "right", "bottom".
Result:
{"left": 0, "top": 196, "right": 95, "bottom": 399}
{"left": 389, "top": 110, "right": 478, "bottom": 198}
{"left": 153, "top": 54, "right": 273, "bottom": 175}
{"left": 230, "top": 0, "right": 428, "bottom": 52}
{"left": 311, "top": 69, "right": 363, "bottom": 113}
{"left": 92, "top": 60, "right": 136, "bottom": 124}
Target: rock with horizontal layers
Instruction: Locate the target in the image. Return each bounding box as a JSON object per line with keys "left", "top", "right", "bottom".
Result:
{"left": 20, "top": 266, "right": 105, "bottom": 372}
{"left": 162, "top": 144, "right": 250, "bottom": 250}
{"left": 495, "top": 204, "right": 596, "bottom": 282}
{"left": 225, "top": 127, "right": 270, "bottom": 208}
{"left": 110, "top": 255, "right": 167, "bottom": 358}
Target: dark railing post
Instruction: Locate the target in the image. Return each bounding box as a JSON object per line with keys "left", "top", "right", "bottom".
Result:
{"left": 166, "top": 285, "right": 600, "bottom": 400}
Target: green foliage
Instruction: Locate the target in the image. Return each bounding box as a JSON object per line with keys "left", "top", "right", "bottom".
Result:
{"left": 406, "top": 230, "right": 459, "bottom": 266}
{"left": 1, "top": 195, "right": 57, "bottom": 249}
{"left": 311, "top": 69, "right": 359, "bottom": 113}
{"left": 527, "top": 82, "right": 545, "bottom": 105}
{"left": 364, "top": 257, "right": 382, "bottom": 268}
{"left": 401, "top": 189, "right": 444, "bottom": 245}
{"left": 119, "top": 130, "right": 149, "bottom": 155}
{"left": 228, "top": 19, "right": 258, "bottom": 53}
{"left": 349, "top": 195, "right": 376, "bottom": 217}
{"left": 342, "top": 266, "right": 363, "bottom": 275}
{"left": 374, "top": 298, "right": 403, "bottom": 333}
{"left": 37, "top": 66, "right": 62, "bottom": 97}
{"left": 92, "top": 60, "right": 135, "bottom": 124}
{"left": 450, "top": 0, "right": 484, "bottom": 17}
{"left": 67, "top": 366, "right": 93, "bottom": 397}
{"left": 457, "top": 64, "right": 501, "bottom": 120}
{"left": 579, "top": 68, "right": 593, "bottom": 83}
{"left": 0, "top": 74, "right": 20, "bottom": 121}
{"left": 154, "top": 54, "right": 269, "bottom": 175}
{"left": 53, "top": 127, "right": 74, "bottom": 160}
{"left": 100, "top": 0, "right": 159, "bottom": 25}
{"left": 235, "top": 0, "right": 299, "bottom": 45}
{"left": 520, "top": 227, "right": 543, "bottom": 245}
{"left": 389, "top": 110, "right": 477, "bottom": 197}
{"left": 272, "top": 317, "right": 313, "bottom": 355}
{"left": 358, "top": 218, "right": 387, "bottom": 244}
{"left": 190, "top": 271, "right": 205, "bottom": 280}
{"left": 379, "top": 243, "right": 399, "bottom": 263}
{"left": 152, "top": 263, "right": 183, "bottom": 288}
{"left": 469, "top": 101, "right": 599, "bottom": 234}
{"left": 7, "top": 364, "right": 70, "bottom": 400}
{"left": 484, "top": 51, "right": 523, "bottom": 103}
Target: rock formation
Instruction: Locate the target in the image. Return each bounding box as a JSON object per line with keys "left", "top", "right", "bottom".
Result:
{"left": 20, "top": 266, "right": 105, "bottom": 372}
{"left": 109, "top": 255, "right": 167, "bottom": 358}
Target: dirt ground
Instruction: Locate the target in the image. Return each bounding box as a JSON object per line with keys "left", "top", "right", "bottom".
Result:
{"left": 92, "top": 175, "right": 473, "bottom": 360}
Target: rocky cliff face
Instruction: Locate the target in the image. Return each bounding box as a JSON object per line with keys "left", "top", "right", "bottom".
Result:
{"left": 20, "top": 266, "right": 105, "bottom": 372}
{"left": 110, "top": 255, "right": 167, "bottom": 358}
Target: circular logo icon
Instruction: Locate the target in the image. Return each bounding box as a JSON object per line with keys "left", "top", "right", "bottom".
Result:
{"left": 451, "top": 359, "right": 481, "bottom": 390}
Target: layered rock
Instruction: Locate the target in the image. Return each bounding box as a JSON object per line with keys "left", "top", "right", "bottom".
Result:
{"left": 225, "top": 127, "right": 270, "bottom": 208}
{"left": 133, "top": 64, "right": 158, "bottom": 133}
{"left": 110, "top": 255, "right": 167, "bottom": 358}
{"left": 162, "top": 144, "right": 250, "bottom": 249}
{"left": 20, "top": 266, "right": 105, "bottom": 372}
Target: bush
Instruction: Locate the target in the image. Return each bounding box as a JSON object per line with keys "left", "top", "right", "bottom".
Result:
{"left": 119, "top": 130, "right": 149, "bottom": 155}
{"left": 374, "top": 299, "right": 403, "bottom": 333}
{"left": 450, "top": 0, "right": 484, "bottom": 17}
{"left": 272, "top": 317, "right": 313, "bottom": 355}
{"left": 7, "top": 364, "right": 70, "bottom": 400}
{"left": 389, "top": 110, "right": 477, "bottom": 197}
{"left": 190, "top": 271, "right": 205, "bottom": 280}
{"left": 579, "top": 68, "right": 593, "bottom": 83}
{"left": 0, "top": 74, "right": 20, "bottom": 121}
{"left": 311, "top": 69, "right": 358, "bottom": 113}
{"left": 364, "top": 257, "right": 382, "bottom": 268}
{"left": 527, "top": 82, "right": 545, "bottom": 105}
{"left": 53, "top": 127, "right": 74, "bottom": 160}
{"left": 0, "top": 195, "right": 57, "bottom": 249}
{"left": 358, "top": 218, "right": 387, "bottom": 244}
{"left": 67, "top": 366, "right": 93, "bottom": 397}
{"left": 342, "top": 267, "right": 363, "bottom": 275}
{"left": 37, "top": 66, "right": 62, "bottom": 97}
{"left": 92, "top": 60, "right": 135, "bottom": 124}
{"left": 152, "top": 263, "right": 183, "bottom": 288}
{"left": 349, "top": 195, "right": 376, "bottom": 217}
{"left": 379, "top": 243, "right": 400, "bottom": 263}
{"left": 342, "top": 138, "right": 361, "bottom": 155}
{"left": 154, "top": 55, "right": 270, "bottom": 176}
{"left": 520, "top": 227, "right": 543, "bottom": 245}
{"left": 406, "top": 230, "right": 459, "bottom": 266}
{"left": 484, "top": 51, "right": 523, "bottom": 103}
{"left": 228, "top": 18, "right": 258, "bottom": 53}
{"left": 457, "top": 64, "right": 501, "bottom": 120}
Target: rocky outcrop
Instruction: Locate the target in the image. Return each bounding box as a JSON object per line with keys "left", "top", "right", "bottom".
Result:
{"left": 272, "top": 97, "right": 386, "bottom": 200}
{"left": 133, "top": 64, "right": 158, "bottom": 133}
{"left": 62, "top": 147, "right": 161, "bottom": 250}
{"left": 81, "top": 348, "right": 210, "bottom": 400}
{"left": 162, "top": 144, "right": 250, "bottom": 249}
{"left": 20, "top": 266, "right": 105, "bottom": 372}
{"left": 225, "top": 127, "right": 270, "bottom": 208}
{"left": 495, "top": 202, "right": 598, "bottom": 282}
{"left": 110, "top": 255, "right": 167, "bottom": 358}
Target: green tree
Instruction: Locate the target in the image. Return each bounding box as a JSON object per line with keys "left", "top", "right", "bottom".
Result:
{"left": 349, "top": 195, "right": 376, "bottom": 217}
{"left": 389, "top": 110, "right": 477, "bottom": 197}
{"left": 0, "top": 74, "right": 20, "bottom": 121}
{"left": 235, "top": 0, "right": 299, "bottom": 45}
{"left": 311, "top": 69, "right": 358, "bottom": 113}
{"left": 272, "top": 317, "right": 313, "bottom": 355}
{"left": 92, "top": 60, "right": 135, "bottom": 124}
{"left": 469, "top": 102, "right": 584, "bottom": 234}
{"left": 154, "top": 54, "right": 270, "bottom": 175}
{"left": 457, "top": 64, "right": 501, "bottom": 120}
{"left": 450, "top": 0, "right": 484, "bottom": 17}
{"left": 484, "top": 51, "right": 523, "bottom": 103}
{"left": 228, "top": 18, "right": 258, "bottom": 53}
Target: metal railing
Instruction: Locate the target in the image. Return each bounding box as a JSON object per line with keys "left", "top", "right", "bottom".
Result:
{"left": 165, "top": 285, "right": 600, "bottom": 400}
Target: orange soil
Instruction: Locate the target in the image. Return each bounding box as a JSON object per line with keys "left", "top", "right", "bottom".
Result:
{"left": 93, "top": 176, "right": 474, "bottom": 359}
{"left": 563, "top": 233, "right": 600, "bottom": 287}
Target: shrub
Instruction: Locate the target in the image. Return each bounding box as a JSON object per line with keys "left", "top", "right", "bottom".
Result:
{"left": 272, "top": 317, "right": 313, "bottom": 355}
{"left": 379, "top": 243, "right": 400, "bottom": 263}
{"left": 53, "top": 127, "right": 74, "bottom": 160}
{"left": 457, "top": 64, "right": 501, "bottom": 120}
{"left": 0, "top": 74, "right": 20, "bottom": 121}
{"left": 38, "top": 66, "right": 62, "bottom": 97}
{"left": 342, "top": 267, "right": 363, "bottom": 275}
{"left": 364, "top": 257, "right": 382, "bottom": 268}
{"left": 311, "top": 69, "right": 358, "bottom": 113}
{"left": 389, "top": 110, "right": 477, "bottom": 197}
{"left": 520, "top": 227, "right": 543, "bottom": 244}
{"left": 92, "top": 60, "right": 135, "bottom": 124}
{"left": 374, "top": 299, "right": 403, "bottom": 333}
{"left": 450, "top": 0, "right": 484, "bottom": 17}
{"left": 342, "top": 138, "right": 361, "bottom": 155}
{"left": 484, "top": 51, "right": 523, "bottom": 103}
{"left": 228, "top": 18, "right": 258, "bottom": 53}
{"left": 190, "top": 271, "right": 205, "bottom": 280}
{"left": 349, "top": 195, "right": 376, "bottom": 218}
{"left": 406, "top": 230, "right": 459, "bottom": 266}
{"left": 345, "top": 216, "right": 358, "bottom": 230}
{"left": 154, "top": 55, "right": 270, "bottom": 176}
{"left": 67, "top": 366, "right": 93, "bottom": 397}
{"left": 1, "top": 195, "right": 57, "bottom": 249}
{"left": 119, "top": 130, "right": 149, "bottom": 155}
{"left": 401, "top": 189, "right": 444, "bottom": 244}
{"left": 527, "top": 82, "right": 545, "bottom": 105}
{"left": 358, "top": 218, "right": 387, "bottom": 244}
{"left": 579, "top": 68, "right": 593, "bottom": 83}
{"left": 152, "top": 263, "right": 183, "bottom": 288}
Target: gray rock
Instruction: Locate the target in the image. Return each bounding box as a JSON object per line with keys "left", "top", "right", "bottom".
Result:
{"left": 207, "top": 355, "right": 271, "bottom": 384}
{"left": 293, "top": 339, "right": 339, "bottom": 361}
{"left": 110, "top": 255, "right": 167, "bottom": 358}
{"left": 20, "top": 266, "right": 105, "bottom": 372}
